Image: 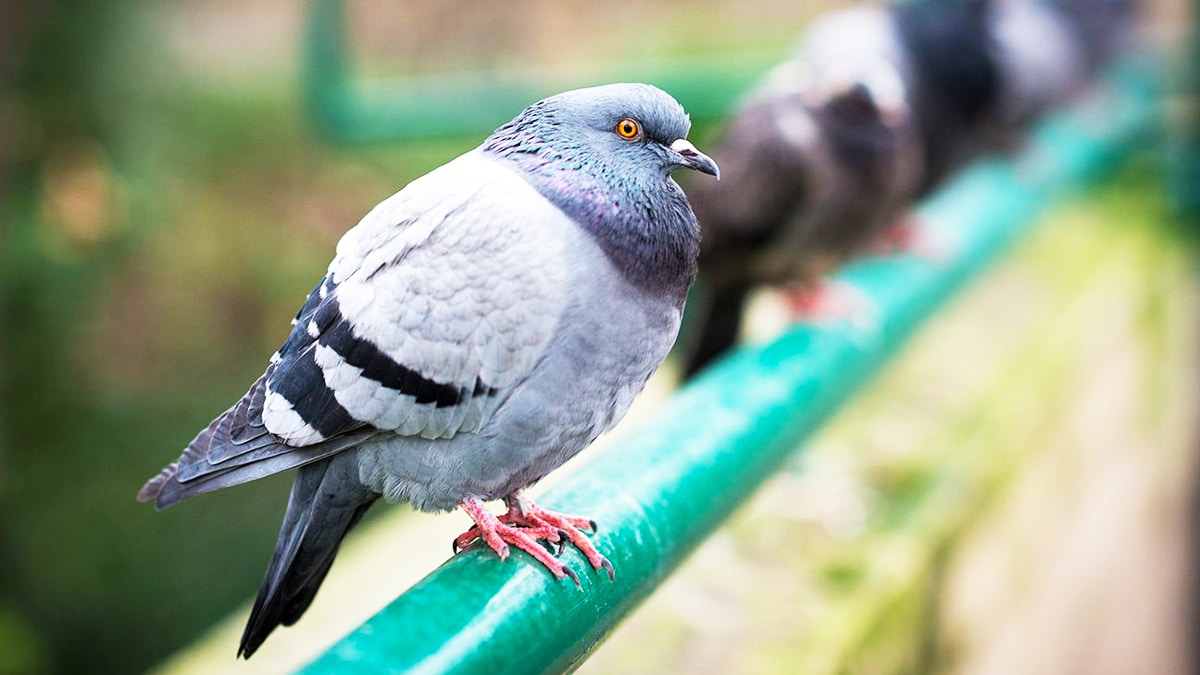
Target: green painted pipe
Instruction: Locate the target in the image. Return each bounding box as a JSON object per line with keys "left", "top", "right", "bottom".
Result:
{"left": 301, "top": 59, "right": 1159, "bottom": 675}
{"left": 1169, "top": 8, "right": 1200, "bottom": 218}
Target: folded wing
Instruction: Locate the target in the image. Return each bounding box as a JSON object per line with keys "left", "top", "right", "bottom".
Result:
{"left": 140, "top": 153, "right": 571, "bottom": 508}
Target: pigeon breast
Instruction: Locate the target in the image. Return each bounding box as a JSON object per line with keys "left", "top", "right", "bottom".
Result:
{"left": 353, "top": 154, "right": 686, "bottom": 511}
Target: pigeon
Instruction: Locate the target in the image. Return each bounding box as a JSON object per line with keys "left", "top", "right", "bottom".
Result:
{"left": 680, "top": 0, "right": 1106, "bottom": 376}
{"left": 892, "top": 0, "right": 1003, "bottom": 193}
{"left": 901, "top": 0, "right": 1106, "bottom": 180}
{"left": 680, "top": 6, "right": 924, "bottom": 376}
{"left": 138, "top": 82, "right": 718, "bottom": 658}
{"left": 974, "top": 0, "right": 1095, "bottom": 154}
{"left": 1044, "top": 0, "right": 1135, "bottom": 75}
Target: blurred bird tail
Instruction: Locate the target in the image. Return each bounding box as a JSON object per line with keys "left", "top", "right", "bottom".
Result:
{"left": 238, "top": 452, "right": 377, "bottom": 659}
{"left": 680, "top": 279, "right": 751, "bottom": 379}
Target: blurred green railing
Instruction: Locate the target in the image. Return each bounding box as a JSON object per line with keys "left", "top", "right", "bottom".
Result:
{"left": 1170, "top": 6, "right": 1200, "bottom": 217}
{"left": 299, "top": 59, "right": 1160, "bottom": 674}
{"left": 303, "top": 0, "right": 777, "bottom": 142}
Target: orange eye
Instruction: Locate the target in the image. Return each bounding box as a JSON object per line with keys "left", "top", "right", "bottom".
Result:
{"left": 616, "top": 118, "right": 641, "bottom": 140}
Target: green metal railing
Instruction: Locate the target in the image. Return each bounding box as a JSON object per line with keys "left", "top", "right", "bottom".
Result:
{"left": 303, "top": 0, "right": 778, "bottom": 142}
{"left": 299, "top": 60, "right": 1160, "bottom": 674}
{"left": 1170, "top": 5, "right": 1200, "bottom": 218}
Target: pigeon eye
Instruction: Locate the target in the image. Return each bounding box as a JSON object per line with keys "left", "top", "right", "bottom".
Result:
{"left": 615, "top": 118, "right": 641, "bottom": 140}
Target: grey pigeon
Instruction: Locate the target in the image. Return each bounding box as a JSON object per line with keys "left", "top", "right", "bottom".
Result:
{"left": 989, "top": 0, "right": 1089, "bottom": 133}
{"left": 893, "top": 0, "right": 1003, "bottom": 193}
{"left": 681, "top": 6, "right": 923, "bottom": 376}
{"left": 1045, "top": 0, "right": 1135, "bottom": 75}
{"left": 138, "top": 82, "right": 718, "bottom": 658}
{"left": 899, "top": 0, "right": 1103, "bottom": 183}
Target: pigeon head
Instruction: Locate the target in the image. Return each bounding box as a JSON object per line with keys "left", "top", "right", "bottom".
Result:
{"left": 483, "top": 83, "right": 718, "bottom": 296}
{"left": 804, "top": 59, "right": 909, "bottom": 130}
{"left": 485, "top": 83, "right": 719, "bottom": 181}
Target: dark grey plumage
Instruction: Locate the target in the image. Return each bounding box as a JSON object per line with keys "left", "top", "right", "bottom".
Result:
{"left": 139, "top": 83, "right": 718, "bottom": 658}
{"left": 903, "top": 0, "right": 1124, "bottom": 180}
{"left": 238, "top": 454, "right": 375, "bottom": 658}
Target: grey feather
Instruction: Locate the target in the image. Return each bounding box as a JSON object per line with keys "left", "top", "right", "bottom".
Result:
{"left": 1045, "top": 0, "right": 1135, "bottom": 74}
{"left": 990, "top": 0, "right": 1088, "bottom": 130}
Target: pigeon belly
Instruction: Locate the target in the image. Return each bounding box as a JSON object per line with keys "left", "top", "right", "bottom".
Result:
{"left": 354, "top": 204, "right": 683, "bottom": 512}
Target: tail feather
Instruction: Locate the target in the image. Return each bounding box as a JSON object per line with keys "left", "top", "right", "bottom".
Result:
{"left": 237, "top": 453, "right": 377, "bottom": 659}
{"left": 681, "top": 280, "right": 752, "bottom": 379}
{"left": 137, "top": 372, "right": 376, "bottom": 510}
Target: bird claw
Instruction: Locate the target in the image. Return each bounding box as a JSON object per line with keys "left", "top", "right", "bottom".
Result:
{"left": 537, "top": 530, "right": 569, "bottom": 556}
{"left": 600, "top": 557, "right": 615, "bottom": 581}
{"left": 563, "top": 565, "right": 580, "bottom": 587}
{"left": 552, "top": 529, "right": 571, "bottom": 555}
{"left": 452, "top": 525, "right": 483, "bottom": 554}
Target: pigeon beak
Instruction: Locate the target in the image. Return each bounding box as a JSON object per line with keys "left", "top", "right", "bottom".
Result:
{"left": 669, "top": 138, "right": 720, "bottom": 180}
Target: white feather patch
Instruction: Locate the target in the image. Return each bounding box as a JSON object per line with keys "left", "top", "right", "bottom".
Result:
{"left": 261, "top": 387, "right": 326, "bottom": 445}
{"left": 314, "top": 342, "right": 470, "bottom": 440}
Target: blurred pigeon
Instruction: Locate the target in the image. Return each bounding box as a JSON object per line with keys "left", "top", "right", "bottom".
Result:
{"left": 989, "top": 0, "right": 1089, "bottom": 133}
{"left": 138, "top": 83, "right": 718, "bottom": 658}
{"left": 902, "top": 0, "right": 1107, "bottom": 179}
{"left": 1045, "top": 0, "right": 1136, "bottom": 74}
{"left": 893, "top": 0, "right": 1003, "bottom": 193}
{"left": 680, "top": 6, "right": 923, "bottom": 376}
{"left": 681, "top": 0, "right": 1109, "bottom": 375}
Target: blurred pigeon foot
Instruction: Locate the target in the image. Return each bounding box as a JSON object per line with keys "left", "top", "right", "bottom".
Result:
{"left": 785, "top": 280, "right": 877, "bottom": 331}
{"left": 867, "top": 215, "right": 956, "bottom": 263}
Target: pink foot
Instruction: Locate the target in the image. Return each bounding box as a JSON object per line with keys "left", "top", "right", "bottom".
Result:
{"left": 866, "top": 215, "right": 955, "bottom": 263}
{"left": 505, "top": 494, "right": 613, "bottom": 580}
{"left": 785, "top": 280, "right": 875, "bottom": 327}
{"left": 453, "top": 494, "right": 613, "bottom": 584}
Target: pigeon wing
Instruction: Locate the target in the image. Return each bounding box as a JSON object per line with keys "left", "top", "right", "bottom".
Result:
{"left": 141, "top": 151, "right": 572, "bottom": 508}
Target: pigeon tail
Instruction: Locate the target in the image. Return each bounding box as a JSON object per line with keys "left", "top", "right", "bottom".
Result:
{"left": 238, "top": 453, "right": 377, "bottom": 659}
{"left": 137, "top": 374, "right": 377, "bottom": 511}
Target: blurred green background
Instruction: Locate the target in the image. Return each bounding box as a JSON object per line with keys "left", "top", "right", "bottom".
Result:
{"left": 1, "top": 0, "right": 1196, "bottom": 673}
